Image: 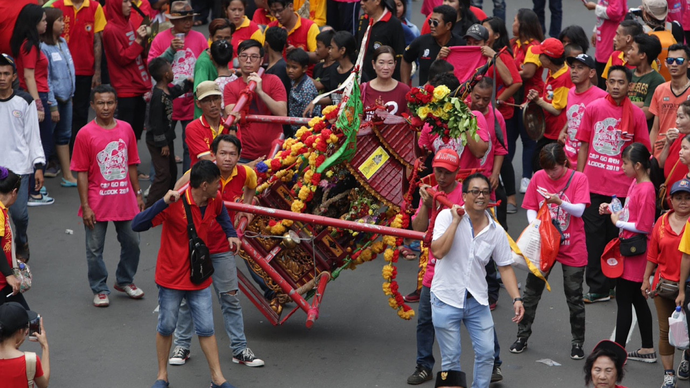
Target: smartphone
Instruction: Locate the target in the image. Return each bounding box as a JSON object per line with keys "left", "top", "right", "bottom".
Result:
{"left": 29, "top": 315, "right": 40, "bottom": 340}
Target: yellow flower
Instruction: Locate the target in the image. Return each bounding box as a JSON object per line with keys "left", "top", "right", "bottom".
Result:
{"left": 391, "top": 214, "right": 404, "bottom": 229}
{"left": 290, "top": 142, "right": 304, "bottom": 155}
{"left": 417, "top": 106, "right": 431, "bottom": 120}
{"left": 382, "top": 282, "right": 393, "bottom": 296}
{"left": 329, "top": 134, "right": 339, "bottom": 144}
{"left": 298, "top": 185, "right": 311, "bottom": 200}
{"left": 433, "top": 85, "right": 450, "bottom": 101}
{"left": 322, "top": 105, "right": 337, "bottom": 116}
{"left": 360, "top": 249, "right": 373, "bottom": 262}
{"left": 398, "top": 309, "right": 415, "bottom": 320}
{"left": 384, "top": 249, "right": 395, "bottom": 262}
{"left": 388, "top": 297, "right": 399, "bottom": 309}
{"left": 371, "top": 241, "right": 386, "bottom": 253}
{"left": 283, "top": 138, "right": 296, "bottom": 150}
{"left": 295, "top": 126, "right": 310, "bottom": 139}
{"left": 382, "top": 265, "right": 394, "bottom": 280}
{"left": 326, "top": 170, "right": 334, "bottom": 178}
{"left": 291, "top": 200, "right": 305, "bottom": 213}
{"left": 308, "top": 117, "right": 322, "bottom": 128}
{"left": 281, "top": 219, "right": 294, "bottom": 227}
{"left": 304, "top": 170, "right": 314, "bottom": 184}
{"left": 433, "top": 107, "right": 445, "bottom": 119}
{"left": 382, "top": 236, "right": 397, "bottom": 247}
{"left": 443, "top": 102, "right": 453, "bottom": 112}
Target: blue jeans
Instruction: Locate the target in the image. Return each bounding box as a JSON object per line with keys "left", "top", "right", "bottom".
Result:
{"left": 53, "top": 99, "right": 73, "bottom": 146}
{"left": 432, "top": 292, "right": 494, "bottom": 388}
{"left": 30, "top": 92, "right": 53, "bottom": 197}
{"left": 8, "top": 175, "right": 30, "bottom": 247}
{"left": 470, "top": 0, "right": 506, "bottom": 22}
{"left": 507, "top": 107, "right": 535, "bottom": 179}
{"left": 533, "top": 0, "right": 562, "bottom": 38}
{"left": 84, "top": 221, "right": 141, "bottom": 294}
{"left": 416, "top": 286, "right": 435, "bottom": 371}
{"left": 174, "top": 251, "right": 248, "bottom": 354}
{"left": 157, "top": 285, "right": 214, "bottom": 337}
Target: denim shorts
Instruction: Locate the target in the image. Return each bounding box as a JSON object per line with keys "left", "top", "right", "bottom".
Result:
{"left": 157, "top": 285, "right": 214, "bottom": 337}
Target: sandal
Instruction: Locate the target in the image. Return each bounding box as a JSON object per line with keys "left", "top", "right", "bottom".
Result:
{"left": 399, "top": 241, "right": 421, "bottom": 260}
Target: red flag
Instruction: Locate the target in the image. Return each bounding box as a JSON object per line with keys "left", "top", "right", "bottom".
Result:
{"left": 445, "top": 46, "right": 486, "bottom": 83}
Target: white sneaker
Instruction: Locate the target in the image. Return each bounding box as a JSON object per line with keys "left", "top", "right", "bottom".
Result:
{"left": 519, "top": 177, "right": 530, "bottom": 193}
{"left": 169, "top": 346, "right": 191, "bottom": 365}
{"left": 232, "top": 348, "right": 265, "bottom": 367}
{"left": 114, "top": 283, "right": 145, "bottom": 299}
{"left": 93, "top": 293, "right": 110, "bottom": 307}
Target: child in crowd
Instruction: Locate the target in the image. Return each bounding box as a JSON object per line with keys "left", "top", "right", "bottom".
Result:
{"left": 287, "top": 48, "right": 320, "bottom": 134}
{"left": 145, "top": 58, "right": 193, "bottom": 208}
{"left": 210, "top": 39, "right": 238, "bottom": 111}
{"left": 313, "top": 29, "right": 335, "bottom": 91}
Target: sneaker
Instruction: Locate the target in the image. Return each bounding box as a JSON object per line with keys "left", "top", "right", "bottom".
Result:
{"left": 489, "top": 298, "right": 497, "bottom": 311}
{"left": 506, "top": 203, "right": 517, "bottom": 214}
{"left": 583, "top": 292, "right": 610, "bottom": 304}
{"left": 509, "top": 338, "right": 527, "bottom": 353}
{"left": 407, "top": 365, "right": 432, "bottom": 385}
{"left": 404, "top": 290, "right": 421, "bottom": 303}
{"left": 491, "top": 365, "right": 503, "bottom": 382}
{"left": 39, "top": 186, "right": 48, "bottom": 196}
{"left": 571, "top": 343, "right": 585, "bottom": 360}
{"left": 662, "top": 372, "right": 677, "bottom": 388}
{"left": 169, "top": 346, "right": 191, "bottom": 365}
{"left": 519, "top": 177, "right": 530, "bottom": 193}
{"left": 677, "top": 350, "right": 690, "bottom": 380}
{"left": 93, "top": 293, "right": 110, "bottom": 307}
{"left": 627, "top": 349, "right": 657, "bottom": 363}
{"left": 232, "top": 348, "right": 264, "bottom": 367}
{"left": 210, "top": 382, "right": 237, "bottom": 388}
{"left": 114, "top": 283, "right": 144, "bottom": 299}
{"left": 27, "top": 195, "right": 54, "bottom": 207}
{"left": 44, "top": 163, "right": 61, "bottom": 178}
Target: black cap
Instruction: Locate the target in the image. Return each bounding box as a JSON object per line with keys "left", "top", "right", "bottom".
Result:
{"left": 0, "top": 53, "right": 16, "bottom": 73}
{"left": 0, "top": 302, "right": 38, "bottom": 335}
{"left": 464, "top": 24, "right": 489, "bottom": 42}
{"left": 566, "top": 53, "right": 596, "bottom": 69}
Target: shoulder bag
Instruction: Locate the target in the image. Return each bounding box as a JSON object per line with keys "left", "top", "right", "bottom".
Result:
{"left": 25, "top": 351, "right": 36, "bottom": 387}
{"left": 10, "top": 222, "right": 31, "bottom": 293}
{"left": 652, "top": 213, "right": 680, "bottom": 299}
{"left": 182, "top": 196, "right": 214, "bottom": 285}
{"left": 553, "top": 170, "right": 576, "bottom": 244}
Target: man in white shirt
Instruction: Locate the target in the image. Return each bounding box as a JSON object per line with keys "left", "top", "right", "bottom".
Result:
{"left": 0, "top": 53, "right": 45, "bottom": 262}
{"left": 430, "top": 173, "right": 524, "bottom": 388}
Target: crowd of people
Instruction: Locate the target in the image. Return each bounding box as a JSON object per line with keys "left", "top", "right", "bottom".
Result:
{"left": 5, "top": 0, "right": 690, "bottom": 387}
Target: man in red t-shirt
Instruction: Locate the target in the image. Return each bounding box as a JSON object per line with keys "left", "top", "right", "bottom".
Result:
{"left": 132, "top": 160, "right": 241, "bottom": 388}
{"left": 527, "top": 38, "right": 574, "bottom": 172}
{"left": 70, "top": 84, "right": 145, "bottom": 308}
{"left": 224, "top": 39, "right": 287, "bottom": 163}
{"left": 185, "top": 81, "right": 229, "bottom": 167}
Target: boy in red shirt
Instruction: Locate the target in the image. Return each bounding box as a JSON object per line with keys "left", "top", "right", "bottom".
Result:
{"left": 132, "top": 160, "right": 240, "bottom": 388}
{"left": 527, "top": 38, "right": 574, "bottom": 173}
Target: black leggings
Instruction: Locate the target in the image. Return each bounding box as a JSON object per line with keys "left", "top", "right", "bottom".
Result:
{"left": 615, "top": 277, "right": 654, "bottom": 349}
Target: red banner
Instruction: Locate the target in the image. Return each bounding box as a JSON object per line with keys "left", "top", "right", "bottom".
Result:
{"left": 445, "top": 46, "right": 486, "bottom": 83}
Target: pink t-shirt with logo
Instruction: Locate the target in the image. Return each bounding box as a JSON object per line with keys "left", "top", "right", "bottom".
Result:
{"left": 594, "top": 0, "right": 627, "bottom": 63}
{"left": 418, "top": 111, "right": 491, "bottom": 170}
{"left": 522, "top": 169, "right": 590, "bottom": 267}
{"left": 668, "top": 0, "right": 685, "bottom": 25}
{"left": 413, "top": 183, "right": 464, "bottom": 288}
{"left": 148, "top": 29, "right": 209, "bottom": 121}
{"left": 684, "top": 0, "right": 690, "bottom": 32}
{"left": 564, "top": 86, "right": 608, "bottom": 167}
{"left": 575, "top": 98, "right": 651, "bottom": 197}
{"left": 619, "top": 181, "right": 655, "bottom": 282}
{"left": 70, "top": 120, "right": 141, "bottom": 222}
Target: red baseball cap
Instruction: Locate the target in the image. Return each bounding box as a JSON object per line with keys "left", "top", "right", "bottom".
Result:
{"left": 432, "top": 149, "right": 460, "bottom": 172}
{"left": 601, "top": 238, "right": 624, "bottom": 279}
{"left": 532, "top": 38, "right": 565, "bottom": 58}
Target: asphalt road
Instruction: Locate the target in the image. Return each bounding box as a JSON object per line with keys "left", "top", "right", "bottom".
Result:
{"left": 16, "top": 1, "right": 670, "bottom": 387}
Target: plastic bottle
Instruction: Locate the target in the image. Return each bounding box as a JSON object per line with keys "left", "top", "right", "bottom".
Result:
{"left": 675, "top": 306, "right": 683, "bottom": 318}
{"left": 609, "top": 195, "right": 623, "bottom": 213}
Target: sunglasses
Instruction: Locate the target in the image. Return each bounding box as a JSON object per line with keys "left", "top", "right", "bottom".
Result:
{"left": 666, "top": 57, "right": 687, "bottom": 65}
{"left": 428, "top": 19, "right": 441, "bottom": 27}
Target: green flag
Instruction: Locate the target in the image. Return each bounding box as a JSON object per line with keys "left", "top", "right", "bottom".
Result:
{"left": 316, "top": 77, "right": 362, "bottom": 173}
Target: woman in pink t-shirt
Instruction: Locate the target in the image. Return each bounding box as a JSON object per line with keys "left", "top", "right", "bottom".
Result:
{"left": 361, "top": 46, "right": 410, "bottom": 121}
{"left": 600, "top": 142, "right": 657, "bottom": 363}
{"left": 509, "top": 143, "right": 590, "bottom": 358}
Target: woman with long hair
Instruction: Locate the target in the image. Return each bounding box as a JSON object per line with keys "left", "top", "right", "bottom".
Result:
{"left": 600, "top": 143, "right": 657, "bottom": 364}
{"left": 223, "top": 0, "right": 263, "bottom": 58}
{"left": 10, "top": 4, "right": 53, "bottom": 206}
{"left": 509, "top": 143, "right": 589, "bottom": 359}
{"left": 361, "top": 46, "right": 410, "bottom": 120}
{"left": 558, "top": 25, "right": 590, "bottom": 54}
{"left": 40, "top": 7, "right": 77, "bottom": 188}
{"left": 642, "top": 179, "right": 690, "bottom": 388}
{"left": 395, "top": 0, "right": 420, "bottom": 47}
{"left": 504, "top": 8, "right": 544, "bottom": 212}
{"left": 193, "top": 18, "right": 235, "bottom": 120}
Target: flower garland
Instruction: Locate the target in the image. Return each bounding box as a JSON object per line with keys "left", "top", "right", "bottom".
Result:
{"left": 402, "top": 84, "right": 479, "bottom": 145}
{"left": 381, "top": 213, "right": 415, "bottom": 320}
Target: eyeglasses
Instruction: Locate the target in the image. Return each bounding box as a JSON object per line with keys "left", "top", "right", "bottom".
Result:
{"left": 428, "top": 19, "right": 440, "bottom": 27}
{"left": 667, "top": 57, "right": 687, "bottom": 65}
{"left": 466, "top": 189, "right": 491, "bottom": 197}
{"left": 238, "top": 53, "right": 262, "bottom": 62}
{"left": 270, "top": 7, "right": 286, "bottom": 14}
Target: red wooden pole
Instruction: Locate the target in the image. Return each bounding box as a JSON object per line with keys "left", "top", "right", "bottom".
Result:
{"left": 244, "top": 115, "right": 310, "bottom": 126}
{"left": 224, "top": 201, "right": 427, "bottom": 241}
{"left": 223, "top": 67, "right": 265, "bottom": 128}
{"left": 306, "top": 272, "right": 331, "bottom": 328}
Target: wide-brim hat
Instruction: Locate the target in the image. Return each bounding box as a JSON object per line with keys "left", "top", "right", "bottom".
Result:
{"left": 166, "top": 9, "right": 200, "bottom": 19}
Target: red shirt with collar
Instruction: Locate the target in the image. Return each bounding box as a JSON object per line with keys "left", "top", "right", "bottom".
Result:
{"left": 152, "top": 189, "right": 223, "bottom": 290}
{"left": 51, "top": 0, "right": 107, "bottom": 76}
{"left": 206, "top": 165, "right": 258, "bottom": 254}
{"left": 185, "top": 115, "right": 228, "bottom": 167}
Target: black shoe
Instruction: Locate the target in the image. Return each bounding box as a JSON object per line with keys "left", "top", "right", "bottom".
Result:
{"left": 571, "top": 343, "right": 584, "bottom": 360}
{"left": 491, "top": 365, "right": 503, "bottom": 382}
{"left": 509, "top": 338, "right": 527, "bottom": 353}
{"left": 407, "top": 365, "right": 432, "bottom": 385}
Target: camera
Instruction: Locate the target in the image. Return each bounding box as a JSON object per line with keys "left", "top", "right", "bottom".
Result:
{"left": 29, "top": 314, "right": 41, "bottom": 340}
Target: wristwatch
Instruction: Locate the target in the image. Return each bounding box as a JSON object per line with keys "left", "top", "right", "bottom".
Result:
{"left": 512, "top": 297, "right": 523, "bottom": 305}
{"left": 136, "top": 189, "right": 143, "bottom": 196}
